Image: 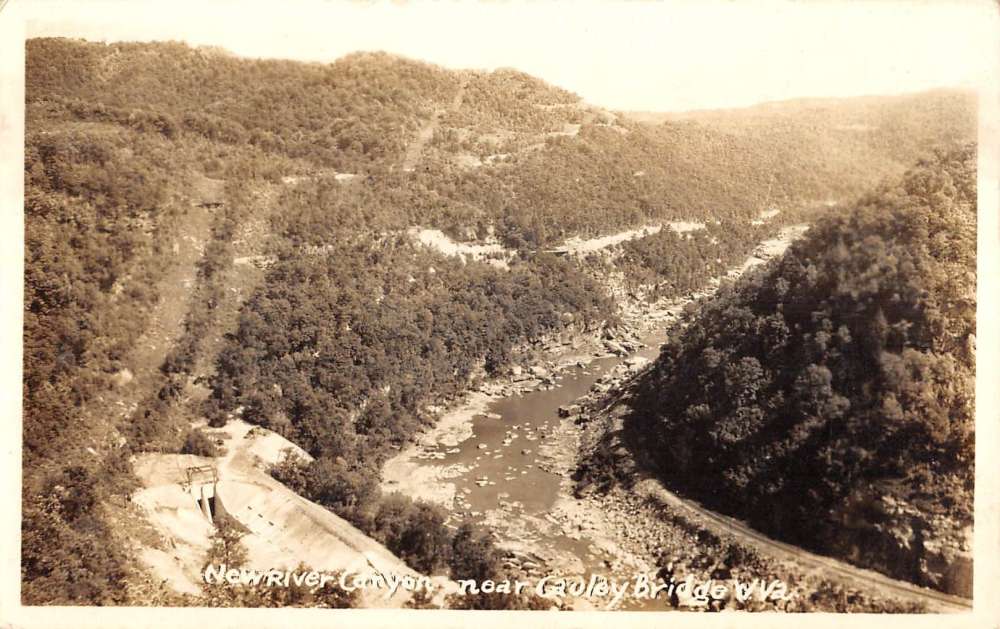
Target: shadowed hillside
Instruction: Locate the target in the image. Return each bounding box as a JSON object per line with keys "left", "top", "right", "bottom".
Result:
{"left": 620, "top": 145, "right": 976, "bottom": 596}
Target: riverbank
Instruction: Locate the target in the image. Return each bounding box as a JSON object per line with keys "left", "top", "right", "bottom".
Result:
{"left": 380, "top": 284, "right": 683, "bottom": 508}
{"left": 566, "top": 223, "right": 970, "bottom": 612}
{"left": 379, "top": 223, "right": 819, "bottom": 611}
{"left": 382, "top": 223, "right": 808, "bottom": 504}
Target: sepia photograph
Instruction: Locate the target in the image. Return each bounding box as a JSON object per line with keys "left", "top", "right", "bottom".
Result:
{"left": 2, "top": 0, "right": 999, "bottom": 627}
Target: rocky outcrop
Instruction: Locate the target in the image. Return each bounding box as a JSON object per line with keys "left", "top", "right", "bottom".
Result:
{"left": 823, "top": 489, "right": 973, "bottom": 597}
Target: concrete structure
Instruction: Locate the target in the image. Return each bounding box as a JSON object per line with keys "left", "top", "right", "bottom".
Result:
{"left": 183, "top": 465, "right": 220, "bottom": 523}
{"left": 132, "top": 421, "right": 455, "bottom": 606}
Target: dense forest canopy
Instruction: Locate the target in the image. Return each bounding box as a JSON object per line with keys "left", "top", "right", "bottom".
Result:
{"left": 27, "top": 38, "right": 461, "bottom": 171}
{"left": 26, "top": 38, "right": 976, "bottom": 246}
{"left": 210, "top": 239, "right": 613, "bottom": 460}
{"left": 625, "top": 145, "right": 976, "bottom": 592}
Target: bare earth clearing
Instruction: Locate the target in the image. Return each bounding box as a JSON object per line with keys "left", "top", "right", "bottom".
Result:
{"left": 133, "top": 419, "right": 452, "bottom": 607}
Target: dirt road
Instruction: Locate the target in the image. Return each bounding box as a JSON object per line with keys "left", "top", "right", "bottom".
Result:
{"left": 402, "top": 78, "right": 468, "bottom": 172}
{"left": 631, "top": 474, "right": 972, "bottom": 612}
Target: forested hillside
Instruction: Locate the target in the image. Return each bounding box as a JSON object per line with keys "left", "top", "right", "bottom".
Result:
{"left": 210, "top": 239, "right": 612, "bottom": 459}
{"left": 419, "top": 89, "right": 975, "bottom": 246}
{"left": 23, "top": 107, "right": 202, "bottom": 605}
{"left": 26, "top": 39, "right": 975, "bottom": 246}
{"left": 22, "top": 37, "right": 977, "bottom": 607}
{"left": 643, "top": 90, "right": 974, "bottom": 167}
{"left": 624, "top": 145, "right": 976, "bottom": 595}
{"left": 27, "top": 38, "right": 461, "bottom": 171}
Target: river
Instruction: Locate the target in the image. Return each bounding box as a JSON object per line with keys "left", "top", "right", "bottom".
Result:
{"left": 382, "top": 224, "right": 810, "bottom": 610}
{"left": 431, "top": 340, "right": 662, "bottom": 519}
{"left": 407, "top": 330, "right": 669, "bottom": 610}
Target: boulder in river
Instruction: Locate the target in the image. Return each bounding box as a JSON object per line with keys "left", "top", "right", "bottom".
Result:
{"left": 558, "top": 404, "right": 581, "bottom": 418}
{"left": 603, "top": 340, "right": 628, "bottom": 356}
{"left": 529, "top": 365, "right": 550, "bottom": 378}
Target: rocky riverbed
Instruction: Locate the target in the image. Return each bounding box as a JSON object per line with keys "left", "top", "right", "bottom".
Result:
{"left": 377, "top": 224, "right": 908, "bottom": 612}
{"left": 380, "top": 276, "right": 686, "bottom": 507}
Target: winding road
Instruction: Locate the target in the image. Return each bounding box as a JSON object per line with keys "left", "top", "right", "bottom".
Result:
{"left": 630, "top": 473, "right": 973, "bottom": 612}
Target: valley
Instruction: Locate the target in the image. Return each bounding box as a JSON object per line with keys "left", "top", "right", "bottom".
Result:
{"left": 380, "top": 222, "right": 971, "bottom": 611}
{"left": 21, "top": 37, "right": 977, "bottom": 613}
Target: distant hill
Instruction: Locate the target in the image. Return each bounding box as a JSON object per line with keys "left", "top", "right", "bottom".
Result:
{"left": 424, "top": 87, "right": 976, "bottom": 245}
{"left": 28, "top": 38, "right": 976, "bottom": 246}
{"left": 636, "top": 89, "right": 976, "bottom": 165}
{"left": 623, "top": 144, "right": 976, "bottom": 596}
